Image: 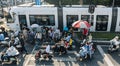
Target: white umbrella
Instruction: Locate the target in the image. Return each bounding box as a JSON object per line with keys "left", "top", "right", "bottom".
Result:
{"left": 31, "top": 24, "right": 39, "bottom": 28}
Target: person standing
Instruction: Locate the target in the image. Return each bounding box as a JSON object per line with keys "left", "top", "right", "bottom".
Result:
{"left": 22, "top": 28, "right": 28, "bottom": 41}
{"left": 19, "top": 35, "right": 28, "bottom": 54}
{"left": 35, "top": 32, "right": 42, "bottom": 44}
{"left": 82, "top": 28, "right": 88, "bottom": 39}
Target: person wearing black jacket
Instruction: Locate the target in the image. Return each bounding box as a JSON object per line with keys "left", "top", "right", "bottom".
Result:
{"left": 19, "top": 35, "right": 28, "bottom": 54}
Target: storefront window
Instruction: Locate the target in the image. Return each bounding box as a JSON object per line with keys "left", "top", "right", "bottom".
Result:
{"left": 29, "top": 15, "right": 55, "bottom": 26}
{"left": 96, "top": 15, "right": 108, "bottom": 31}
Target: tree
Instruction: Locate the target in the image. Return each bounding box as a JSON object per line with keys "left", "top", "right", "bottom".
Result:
{"left": 44, "top": 0, "right": 113, "bottom": 7}
{"left": 44, "top": 0, "right": 79, "bottom": 6}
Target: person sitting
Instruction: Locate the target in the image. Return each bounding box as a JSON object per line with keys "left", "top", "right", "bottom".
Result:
{"left": 79, "top": 41, "right": 93, "bottom": 58}
{"left": 41, "top": 45, "right": 51, "bottom": 59}
{"left": 1, "top": 46, "right": 19, "bottom": 62}
{"left": 9, "top": 39, "right": 15, "bottom": 47}
{"left": 59, "top": 38, "right": 67, "bottom": 55}
{"left": 88, "top": 33, "right": 92, "bottom": 43}
{"left": 79, "top": 45, "right": 87, "bottom": 58}
{"left": 0, "top": 52, "right": 5, "bottom": 62}
{"left": 110, "top": 36, "right": 120, "bottom": 50}
{"left": 65, "top": 34, "right": 71, "bottom": 48}
{"left": 53, "top": 43, "right": 60, "bottom": 53}
{"left": 14, "top": 37, "right": 20, "bottom": 46}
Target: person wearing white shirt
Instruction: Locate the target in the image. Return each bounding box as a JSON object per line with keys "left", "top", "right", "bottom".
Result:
{"left": 4, "top": 46, "right": 19, "bottom": 61}
{"left": 46, "top": 45, "right": 50, "bottom": 53}
{"left": 110, "top": 36, "right": 120, "bottom": 49}
{"left": 6, "top": 46, "right": 19, "bottom": 56}
{"left": 35, "top": 32, "right": 42, "bottom": 44}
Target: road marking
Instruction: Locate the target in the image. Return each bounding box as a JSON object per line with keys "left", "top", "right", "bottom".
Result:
{"left": 23, "top": 45, "right": 36, "bottom": 66}
{"left": 53, "top": 57, "right": 76, "bottom": 61}
{"left": 97, "top": 45, "right": 114, "bottom": 66}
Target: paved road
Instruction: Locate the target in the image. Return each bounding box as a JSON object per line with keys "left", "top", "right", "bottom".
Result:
{"left": 25, "top": 43, "right": 108, "bottom": 66}
{"left": 0, "top": 36, "right": 118, "bottom": 66}
{"left": 101, "top": 45, "right": 120, "bottom": 66}
{"left": 0, "top": 43, "right": 34, "bottom": 66}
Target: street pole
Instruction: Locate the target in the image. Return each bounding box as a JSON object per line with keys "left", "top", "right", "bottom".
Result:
{"left": 59, "top": 0, "right": 61, "bottom": 7}
{"left": 90, "top": 14, "right": 92, "bottom": 26}
{"left": 112, "top": 0, "right": 115, "bottom": 7}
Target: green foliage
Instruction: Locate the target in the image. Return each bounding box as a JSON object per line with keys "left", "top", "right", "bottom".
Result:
{"left": 45, "top": 0, "right": 79, "bottom": 6}
{"left": 97, "top": 0, "right": 111, "bottom": 6}
{"left": 90, "top": 32, "right": 120, "bottom": 40}
{"left": 44, "top": 0, "right": 111, "bottom": 6}
{"left": 76, "top": 32, "right": 120, "bottom": 40}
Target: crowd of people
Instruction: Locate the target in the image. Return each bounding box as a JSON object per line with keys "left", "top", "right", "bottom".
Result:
{"left": 0, "top": 25, "right": 107, "bottom": 62}
{"left": 0, "top": 26, "right": 75, "bottom": 62}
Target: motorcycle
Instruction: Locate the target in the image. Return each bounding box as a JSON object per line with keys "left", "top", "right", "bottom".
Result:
{"left": 108, "top": 41, "right": 119, "bottom": 53}
{"left": 108, "top": 36, "right": 120, "bottom": 53}
{"left": 35, "top": 49, "right": 53, "bottom": 62}
{"left": 0, "top": 37, "right": 10, "bottom": 47}
{"left": 76, "top": 42, "right": 95, "bottom": 61}
{"left": 52, "top": 43, "right": 67, "bottom": 55}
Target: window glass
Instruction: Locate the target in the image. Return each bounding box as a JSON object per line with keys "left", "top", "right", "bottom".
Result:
{"left": 96, "top": 15, "right": 108, "bottom": 31}
{"left": 18, "top": 15, "right": 27, "bottom": 29}
{"left": 66, "top": 15, "right": 78, "bottom": 30}
{"left": 29, "top": 15, "right": 55, "bottom": 26}
{"left": 81, "top": 15, "right": 94, "bottom": 26}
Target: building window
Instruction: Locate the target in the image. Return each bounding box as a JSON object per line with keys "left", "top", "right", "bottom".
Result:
{"left": 96, "top": 15, "right": 108, "bottom": 31}
{"left": 66, "top": 15, "right": 78, "bottom": 29}
{"left": 81, "top": 15, "right": 94, "bottom": 26}
{"left": 29, "top": 15, "right": 55, "bottom": 26}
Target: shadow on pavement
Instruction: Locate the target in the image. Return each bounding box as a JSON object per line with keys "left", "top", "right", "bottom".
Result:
{"left": 102, "top": 46, "right": 120, "bottom": 66}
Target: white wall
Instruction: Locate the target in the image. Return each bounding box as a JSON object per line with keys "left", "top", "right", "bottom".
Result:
{"left": 94, "top": 8, "right": 112, "bottom": 32}
{"left": 63, "top": 7, "right": 112, "bottom": 32}
{"left": 9, "top": 6, "right": 58, "bottom": 30}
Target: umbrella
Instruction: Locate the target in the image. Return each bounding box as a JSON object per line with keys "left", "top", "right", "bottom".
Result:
{"left": 72, "top": 20, "right": 91, "bottom": 29}
{"left": 31, "top": 24, "right": 39, "bottom": 28}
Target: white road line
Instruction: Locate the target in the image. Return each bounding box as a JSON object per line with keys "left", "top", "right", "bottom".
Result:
{"left": 23, "top": 46, "right": 36, "bottom": 66}
{"left": 97, "top": 45, "right": 114, "bottom": 66}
